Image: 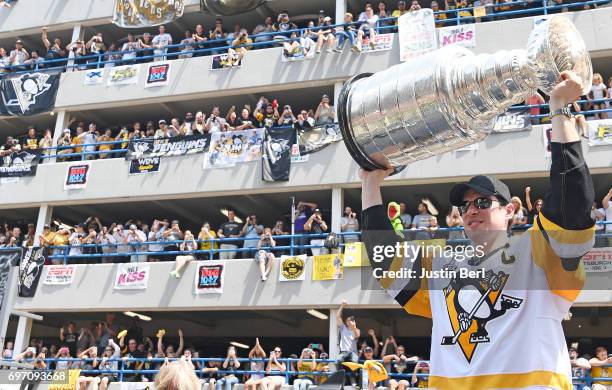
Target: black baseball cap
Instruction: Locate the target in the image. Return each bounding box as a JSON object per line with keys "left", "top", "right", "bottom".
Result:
{"left": 449, "top": 175, "right": 511, "bottom": 207}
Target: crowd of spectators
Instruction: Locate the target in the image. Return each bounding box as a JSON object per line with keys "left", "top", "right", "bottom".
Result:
{"left": 0, "top": 93, "right": 335, "bottom": 162}
{"left": 1, "top": 0, "right": 605, "bottom": 75}
{"left": 3, "top": 308, "right": 608, "bottom": 389}
{"left": 1, "top": 187, "right": 610, "bottom": 265}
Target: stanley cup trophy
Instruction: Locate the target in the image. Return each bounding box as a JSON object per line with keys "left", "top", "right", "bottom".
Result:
{"left": 338, "top": 15, "right": 592, "bottom": 171}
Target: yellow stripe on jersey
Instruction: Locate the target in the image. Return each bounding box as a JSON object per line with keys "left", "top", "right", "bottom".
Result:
{"left": 530, "top": 214, "right": 592, "bottom": 302}
{"left": 402, "top": 256, "right": 432, "bottom": 318}
{"left": 429, "top": 369, "right": 572, "bottom": 390}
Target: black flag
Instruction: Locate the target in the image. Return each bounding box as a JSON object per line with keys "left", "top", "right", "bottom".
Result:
{"left": 0, "top": 71, "right": 61, "bottom": 116}
{"left": 0, "top": 249, "right": 22, "bottom": 313}
{"left": 18, "top": 247, "right": 46, "bottom": 298}
{"left": 262, "top": 127, "right": 296, "bottom": 182}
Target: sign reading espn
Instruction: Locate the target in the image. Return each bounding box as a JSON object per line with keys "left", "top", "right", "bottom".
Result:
{"left": 64, "top": 163, "right": 90, "bottom": 190}
{"left": 44, "top": 265, "right": 75, "bottom": 285}
{"left": 195, "top": 262, "right": 225, "bottom": 294}
{"left": 145, "top": 62, "right": 171, "bottom": 88}
{"left": 583, "top": 247, "right": 612, "bottom": 273}
{"left": 114, "top": 263, "right": 150, "bottom": 290}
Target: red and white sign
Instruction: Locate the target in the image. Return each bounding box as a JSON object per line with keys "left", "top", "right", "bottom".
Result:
{"left": 438, "top": 24, "right": 476, "bottom": 48}
{"left": 583, "top": 247, "right": 612, "bottom": 273}
{"left": 114, "top": 263, "right": 150, "bottom": 290}
{"left": 43, "top": 265, "right": 75, "bottom": 285}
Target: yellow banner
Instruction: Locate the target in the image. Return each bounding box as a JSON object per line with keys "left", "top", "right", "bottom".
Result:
{"left": 473, "top": 6, "right": 486, "bottom": 18}
{"left": 49, "top": 369, "right": 81, "bottom": 390}
{"left": 343, "top": 242, "right": 370, "bottom": 267}
{"left": 312, "top": 254, "right": 344, "bottom": 280}
{"left": 113, "top": 0, "right": 185, "bottom": 28}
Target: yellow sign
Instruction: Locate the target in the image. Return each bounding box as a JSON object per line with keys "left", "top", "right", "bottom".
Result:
{"left": 343, "top": 242, "right": 370, "bottom": 267}
{"left": 312, "top": 254, "right": 343, "bottom": 280}
{"left": 473, "top": 6, "right": 486, "bottom": 18}
{"left": 49, "top": 369, "right": 81, "bottom": 390}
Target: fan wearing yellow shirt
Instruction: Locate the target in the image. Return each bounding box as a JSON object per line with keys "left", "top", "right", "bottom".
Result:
{"left": 198, "top": 222, "right": 218, "bottom": 260}
{"left": 431, "top": 1, "right": 448, "bottom": 27}
{"left": 71, "top": 123, "right": 85, "bottom": 155}
{"left": 97, "top": 129, "right": 113, "bottom": 159}
{"left": 392, "top": 0, "right": 408, "bottom": 24}
{"left": 589, "top": 346, "right": 612, "bottom": 390}
{"left": 50, "top": 227, "right": 71, "bottom": 265}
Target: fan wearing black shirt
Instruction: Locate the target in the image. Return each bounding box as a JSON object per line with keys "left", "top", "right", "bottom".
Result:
{"left": 23, "top": 126, "right": 39, "bottom": 150}
{"left": 121, "top": 338, "right": 144, "bottom": 382}
{"left": 218, "top": 210, "right": 242, "bottom": 260}
{"left": 304, "top": 209, "right": 328, "bottom": 256}
{"left": 59, "top": 322, "right": 79, "bottom": 357}
{"left": 383, "top": 345, "right": 418, "bottom": 390}
{"left": 236, "top": 108, "right": 256, "bottom": 130}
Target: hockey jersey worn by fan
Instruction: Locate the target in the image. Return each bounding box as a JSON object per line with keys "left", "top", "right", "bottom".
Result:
{"left": 362, "top": 142, "right": 595, "bottom": 390}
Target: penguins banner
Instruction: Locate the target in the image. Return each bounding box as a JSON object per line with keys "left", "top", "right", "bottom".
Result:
{"left": 0, "top": 150, "right": 41, "bottom": 178}
{"left": 113, "top": 0, "right": 185, "bottom": 28}
{"left": 18, "top": 247, "right": 47, "bottom": 298}
{"left": 298, "top": 124, "right": 342, "bottom": 155}
{"left": 0, "top": 71, "right": 61, "bottom": 116}
{"left": 262, "top": 127, "right": 296, "bottom": 182}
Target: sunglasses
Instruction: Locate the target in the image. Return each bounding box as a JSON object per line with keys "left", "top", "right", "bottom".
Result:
{"left": 458, "top": 197, "right": 500, "bottom": 215}
{"left": 274, "top": 349, "right": 282, "bottom": 353}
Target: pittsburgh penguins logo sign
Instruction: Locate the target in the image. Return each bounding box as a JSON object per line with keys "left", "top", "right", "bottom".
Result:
{"left": 441, "top": 266, "right": 522, "bottom": 362}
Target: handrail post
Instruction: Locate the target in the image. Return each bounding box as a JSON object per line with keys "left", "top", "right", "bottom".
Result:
{"left": 543, "top": 0, "right": 548, "bottom": 14}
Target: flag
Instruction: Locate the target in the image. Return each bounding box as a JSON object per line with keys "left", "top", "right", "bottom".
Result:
{"left": 113, "top": 0, "right": 185, "bottom": 28}
{"left": 262, "top": 127, "right": 296, "bottom": 182}
{"left": 0, "top": 71, "right": 61, "bottom": 116}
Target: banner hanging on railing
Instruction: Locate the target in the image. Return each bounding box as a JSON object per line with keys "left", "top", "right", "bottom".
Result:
{"left": 114, "top": 263, "right": 150, "bottom": 290}
{"left": 127, "top": 134, "right": 211, "bottom": 159}
{"left": 0, "top": 71, "right": 61, "bottom": 116}
{"left": 112, "top": 0, "right": 185, "bottom": 28}
{"left": 262, "top": 126, "right": 295, "bottom": 182}
{"left": 312, "top": 254, "right": 344, "bottom": 281}
{"left": 360, "top": 33, "right": 394, "bottom": 53}
{"left": 0, "top": 150, "right": 41, "bottom": 178}
{"left": 129, "top": 157, "right": 161, "bottom": 174}
{"left": 279, "top": 255, "right": 306, "bottom": 282}
{"left": 438, "top": 24, "right": 476, "bottom": 48}
{"left": 204, "top": 129, "right": 264, "bottom": 169}
{"left": 18, "top": 247, "right": 46, "bottom": 298}
{"left": 0, "top": 249, "right": 21, "bottom": 314}
{"left": 298, "top": 124, "right": 343, "bottom": 155}
{"left": 211, "top": 53, "right": 244, "bottom": 69}
{"left": 587, "top": 119, "right": 612, "bottom": 146}
{"left": 195, "top": 261, "right": 225, "bottom": 294}
{"left": 44, "top": 265, "right": 76, "bottom": 285}
{"left": 398, "top": 9, "right": 437, "bottom": 61}
{"left": 281, "top": 42, "right": 316, "bottom": 62}
{"left": 492, "top": 110, "right": 532, "bottom": 133}
{"left": 107, "top": 64, "right": 140, "bottom": 86}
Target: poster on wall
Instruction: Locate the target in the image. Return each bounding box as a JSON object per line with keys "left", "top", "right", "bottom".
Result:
{"left": 204, "top": 129, "right": 265, "bottom": 168}
{"left": 107, "top": 64, "right": 140, "bottom": 86}
{"left": 129, "top": 157, "right": 161, "bottom": 174}
{"left": 44, "top": 265, "right": 76, "bottom": 285}
{"left": 0, "top": 150, "right": 41, "bottom": 178}
{"left": 64, "top": 163, "right": 91, "bottom": 190}
{"left": 438, "top": 24, "right": 476, "bottom": 48}
{"left": 211, "top": 53, "right": 244, "bottom": 69}
{"left": 587, "top": 119, "right": 612, "bottom": 146}
{"left": 281, "top": 42, "right": 316, "bottom": 62}
{"left": 312, "top": 254, "right": 344, "bottom": 281}
{"left": 343, "top": 242, "right": 369, "bottom": 267}
{"left": 582, "top": 247, "right": 612, "bottom": 273}
{"left": 144, "top": 62, "right": 171, "bottom": 88}
{"left": 398, "top": 9, "right": 437, "bottom": 61}
{"left": 114, "top": 263, "right": 150, "bottom": 290}
{"left": 278, "top": 255, "right": 306, "bottom": 282}
{"left": 195, "top": 261, "right": 225, "bottom": 294}
{"left": 128, "top": 134, "right": 211, "bottom": 159}
{"left": 360, "top": 33, "right": 394, "bottom": 53}
{"left": 112, "top": 0, "right": 185, "bottom": 28}
{"left": 84, "top": 69, "right": 105, "bottom": 85}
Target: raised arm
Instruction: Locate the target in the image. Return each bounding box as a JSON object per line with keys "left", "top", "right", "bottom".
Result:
{"left": 157, "top": 332, "right": 165, "bottom": 357}
{"left": 603, "top": 188, "right": 612, "bottom": 210}
{"left": 42, "top": 27, "right": 51, "bottom": 49}
{"left": 525, "top": 187, "right": 533, "bottom": 212}
{"left": 175, "top": 329, "right": 184, "bottom": 357}
{"left": 336, "top": 300, "right": 346, "bottom": 328}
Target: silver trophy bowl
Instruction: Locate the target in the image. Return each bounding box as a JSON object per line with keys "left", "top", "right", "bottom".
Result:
{"left": 200, "top": 0, "right": 267, "bottom": 16}
{"left": 338, "top": 15, "right": 592, "bottom": 171}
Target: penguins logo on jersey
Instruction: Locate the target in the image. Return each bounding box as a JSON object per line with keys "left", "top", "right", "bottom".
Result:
{"left": 441, "top": 267, "right": 523, "bottom": 362}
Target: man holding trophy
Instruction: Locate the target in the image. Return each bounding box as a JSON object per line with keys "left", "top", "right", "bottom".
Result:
{"left": 342, "top": 15, "right": 596, "bottom": 390}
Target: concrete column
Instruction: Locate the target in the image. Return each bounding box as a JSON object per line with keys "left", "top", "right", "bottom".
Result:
{"left": 335, "top": 0, "right": 347, "bottom": 25}
{"left": 12, "top": 316, "right": 33, "bottom": 357}
{"left": 334, "top": 82, "right": 343, "bottom": 123}
{"left": 329, "top": 308, "right": 339, "bottom": 359}
{"left": 33, "top": 205, "right": 54, "bottom": 246}
{"left": 331, "top": 186, "right": 344, "bottom": 233}
{"left": 67, "top": 24, "right": 83, "bottom": 71}
{"left": 50, "top": 110, "right": 70, "bottom": 163}
{"left": 0, "top": 266, "right": 19, "bottom": 352}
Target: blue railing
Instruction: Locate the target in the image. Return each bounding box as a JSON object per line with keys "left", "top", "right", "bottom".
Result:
{"left": 0, "top": 0, "right": 609, "bottom": 77}
{"left": 41, "top": 222, "right": 612, "bottom": 265}
{"left": 4, "top": 356, "right": 610, "bottom": 385}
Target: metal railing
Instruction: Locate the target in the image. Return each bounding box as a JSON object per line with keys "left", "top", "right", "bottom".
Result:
{"left": 0, "top": 0, "right": 609, "bottom": 76}
{"left": 3, "top": 356, "right": 610, "bottom": 385}
{"left": 40, "top": 222, "right": 612, "bottom": 265}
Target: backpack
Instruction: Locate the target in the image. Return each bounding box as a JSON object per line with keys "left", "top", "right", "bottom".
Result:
{"left": 324, "top": 232, "right": 340, "bottom": 249}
